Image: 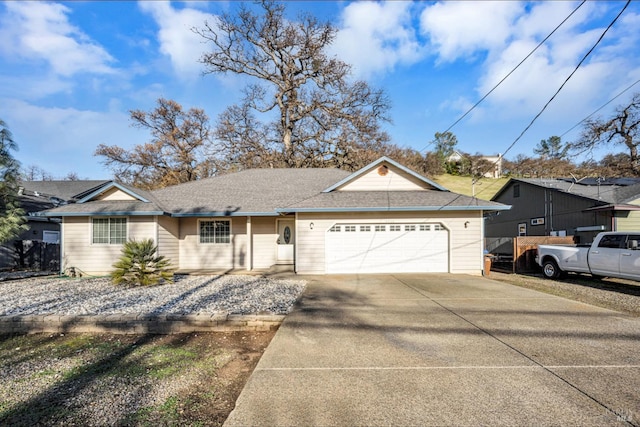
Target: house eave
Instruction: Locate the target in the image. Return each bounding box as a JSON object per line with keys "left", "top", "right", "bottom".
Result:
{"left": 277, "top": 205, "right": 512, "bottom": 213}
{"left": 37, "top": 211, "right": 167, "bottom": 217}
{"left": 583, "top": 204, "right": 640, "bottom": 212}
{"left": 170, "top": 211, "right": 279, "bottom": 218}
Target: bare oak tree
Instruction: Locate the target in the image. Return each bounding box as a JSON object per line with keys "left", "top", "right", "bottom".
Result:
{"left": 95, "top": 98, "right": 216, "bottom": 189}
{"left": 570, "top": 92, "right": 640, "bottom": 174}
{"left": 195, "top": 0, "right": 391, "bottom": 170}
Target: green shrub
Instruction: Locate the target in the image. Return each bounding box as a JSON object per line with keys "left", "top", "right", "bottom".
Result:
{"left": 111, "top": 239, "right": 174, "bottom": 286}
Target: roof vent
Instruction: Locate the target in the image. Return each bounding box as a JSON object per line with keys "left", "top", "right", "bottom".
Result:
{"left": 377, "top": 165, "right": 389, "bottom": 176}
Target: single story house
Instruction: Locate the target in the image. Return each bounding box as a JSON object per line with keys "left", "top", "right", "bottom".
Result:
{"left": 486, "top": 177, "right": 640, "bottom": 243}
{"left": 40, "top": 157, "right": 509, "bottom": 276}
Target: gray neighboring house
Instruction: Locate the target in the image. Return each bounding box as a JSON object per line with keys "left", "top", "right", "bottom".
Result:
{"left": 486, "top": 177, "right": 640, "bottom": 243}
{"left": 0, "top": 180, "right": 110, "bottom": 269}
{"left": 40, "top": 157, "right": 510, "bottom": 276}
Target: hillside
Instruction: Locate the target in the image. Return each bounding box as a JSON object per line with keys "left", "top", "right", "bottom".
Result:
{"left": 432, "top": 175, "right": 509, "bottom": 200}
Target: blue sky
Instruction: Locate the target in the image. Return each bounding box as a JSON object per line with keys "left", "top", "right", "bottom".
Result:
{"left": 0, "top": 1, "right": 639, "bottom": 180}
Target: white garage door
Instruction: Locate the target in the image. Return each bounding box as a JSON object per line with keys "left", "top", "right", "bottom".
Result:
{"left": 325, "top": 223, "right": 449, "bottom": 274}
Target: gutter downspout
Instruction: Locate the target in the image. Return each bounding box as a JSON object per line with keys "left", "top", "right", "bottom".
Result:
{"left": 247, "top": 216, "right": 252, "bottom": 271}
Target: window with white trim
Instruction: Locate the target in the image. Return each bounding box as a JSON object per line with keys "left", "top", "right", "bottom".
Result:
{"left": 433, "top": 224, "right": 444, "bottom": 231}
{"left": 344, "top": 225, "right": 356, "bottom": 232}
{"left": 329, "top": 225, "right": 341, "bottom": 232}
{"left": 375, "top": 225, "right": 385, "bottom": 232}
{"left": 200, "top": 220, "right": 231, "bottom": 244}
{"left": 420, "top": 224, "right": 431, "bottom": 231}
{"left": 389, "top": 225, "right": 401, "bottom": 232}
{"left": 92, "top": 218, "right": 126, "bottom": 244}
{"left": 405, "top": 225, "right": 416, "bottom": 231}
{"left": 43, "top": 230, "right": 60, "bottom": 244}
{"left": 360, "top": 225, "right": 371, "bottom": 232}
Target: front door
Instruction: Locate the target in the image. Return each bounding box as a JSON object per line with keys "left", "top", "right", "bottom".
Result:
{"left": 277, "top": 220, "right": 295, "bottom": 264}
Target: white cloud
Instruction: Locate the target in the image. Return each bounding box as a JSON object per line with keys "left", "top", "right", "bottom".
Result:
{"left": 333, "top": 1, "right": 424, "bottom": 79}
{"left": 0, "top": 98, "right": 145, "bottom": 179}
{"left": 421, "top": 0, "right": 640, "bottom": 130}
{"left": 0, "top": 2, "right": 115, "bottom": 76}
{"left": 420, "top": 1, "right": 524, "bottom": 63}
{"left": 138, "top": 2, "right": 210, "bottom": 79}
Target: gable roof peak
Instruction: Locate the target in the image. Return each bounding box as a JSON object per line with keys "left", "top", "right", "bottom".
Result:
{"left": 322, "top": 156, "right": 448, "bottom": 193}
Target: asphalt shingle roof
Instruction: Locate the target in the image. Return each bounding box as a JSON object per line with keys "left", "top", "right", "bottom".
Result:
{"left": 512, "top": 178, "right": 640, "bottom": 204}
{"left": 44, "top": 200, "right": 165, "bottom": 216}
{"left": 41, "top": 165, "right": 509, "bottom": 217}
{"left": 19, "top": 180, "right": 111, "bottom": 201}
{"left": 284, "top": 191, "right": 506, "bottom": 211}
{"left": 153, "top": 168, "right": 351, "bottom": 215}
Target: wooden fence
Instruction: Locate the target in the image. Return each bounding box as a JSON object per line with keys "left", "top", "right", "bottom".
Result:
{"left": 13, "top": 240, "right": 60, "bottom": 271}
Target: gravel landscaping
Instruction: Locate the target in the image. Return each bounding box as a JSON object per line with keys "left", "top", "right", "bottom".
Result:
{"left": 0, "top": 275, "right": 307, "bottom": 317}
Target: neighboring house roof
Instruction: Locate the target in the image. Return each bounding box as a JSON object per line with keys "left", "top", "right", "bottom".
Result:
{"left": 492, "top": 178, "right": 640, "bottom": 205}
{"left": 17, "top": 180, "right": 113, "bottom": 216}
{"left": 40, "top": 158, "right": 510, "bottom": 218}
{"left": 19, "top": 180, "right": 111, "bottom": 202}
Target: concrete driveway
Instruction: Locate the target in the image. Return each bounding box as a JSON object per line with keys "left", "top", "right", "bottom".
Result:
{"left": 225, "top": 274, "right": 640, "bottom": 426}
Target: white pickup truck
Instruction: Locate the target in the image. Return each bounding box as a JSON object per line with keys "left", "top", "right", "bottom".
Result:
{"left": 536, "top": 231, "right": 640, "bottom": 281}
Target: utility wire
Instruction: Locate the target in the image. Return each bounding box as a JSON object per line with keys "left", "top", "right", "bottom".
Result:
{"left": 560, "top": 78, "right": 640, "bottom": 138}
{"left": 420, "top": 0, "right": 587, "bottom": 153}
{"left": 471, "top": 0, "right": 631, "bottom": 189}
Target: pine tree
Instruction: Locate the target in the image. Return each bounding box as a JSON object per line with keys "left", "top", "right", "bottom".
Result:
{"left": 0, "top": 119, "right": 27, "bottom": 244}
{"left": 111, "top": 239, "right": 174, "bottom": 286}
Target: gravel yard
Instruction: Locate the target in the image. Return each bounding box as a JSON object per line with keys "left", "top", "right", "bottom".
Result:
{"left": 0, "top": 275, "right": 306, "bottom": 317}
{"left": 489, "top": 271, "right": 640, "bottom": 316}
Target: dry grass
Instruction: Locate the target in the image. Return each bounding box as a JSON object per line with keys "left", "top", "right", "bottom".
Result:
{"left": 432, "top": 174, "right": 509, "bottom": 199}
{"left": 0, "top": 331, "right": 275, "bottom": 426}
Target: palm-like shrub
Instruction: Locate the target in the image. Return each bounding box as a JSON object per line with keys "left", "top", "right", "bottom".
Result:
{"left": 111, "top": 239, "right": 174, "bottom": 286}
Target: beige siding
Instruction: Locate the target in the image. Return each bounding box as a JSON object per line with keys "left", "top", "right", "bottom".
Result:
{"left": 338, "top": 166, "right": 430, "bottom": 191}
{"left": 62, "top": 216, "right": 156, "bottom": 275}
{"left": 94, "top": 188, "right": 136, "bottom": 201}
{"left": 157, "top": 216, "right": 179, "bottom": 268}
{"left": 296, "top": 211, "right": 483, "bottom": 275}
{"left": 616, "top": 211, "right": 640, "bottom": 231}
{"left": 251, "top": 217, "right": 277, "bottom": 269}
{"left": 178, "top": 218, "right": 247, "bottom": 270}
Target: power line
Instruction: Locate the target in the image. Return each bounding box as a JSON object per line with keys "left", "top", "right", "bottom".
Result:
{"left": 472, "top": 0, "right": 631, "bottom": 189}
{"left": 560, "top": 78, "right": 640, "bottom": 138}
{"left": 420, "top": 0, "right": 587, "bottom": 153}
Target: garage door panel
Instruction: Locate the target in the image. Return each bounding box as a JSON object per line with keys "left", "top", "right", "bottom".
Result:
{"left": 326, "top": 223, "right": 449, "bottom": 274}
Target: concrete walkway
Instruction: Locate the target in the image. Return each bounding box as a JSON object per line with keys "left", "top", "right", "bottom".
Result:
{"left": 224, "top": 274, "right": 640, "bottom": 426}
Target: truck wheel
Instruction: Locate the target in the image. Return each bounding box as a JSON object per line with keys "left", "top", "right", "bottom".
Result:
{"left": 542, "top": 259, "right": 563, "bottom": 279}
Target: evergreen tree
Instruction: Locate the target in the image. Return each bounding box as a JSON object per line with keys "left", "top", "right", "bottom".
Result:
{"left": 0, "top": 119, "right": 27, "bottom": 244}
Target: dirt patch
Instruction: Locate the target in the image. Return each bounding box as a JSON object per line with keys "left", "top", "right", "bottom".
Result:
{"left": 0, "top": 330, "right": 275, "bottom": 426}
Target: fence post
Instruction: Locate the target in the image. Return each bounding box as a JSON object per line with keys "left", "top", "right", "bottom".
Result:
{"left": 512, "top": 237, "right": 517, "bottom": 274}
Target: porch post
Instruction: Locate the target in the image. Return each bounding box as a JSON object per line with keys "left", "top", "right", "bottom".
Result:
{"left": 247, "top": 216, "right": 252, "bottom": 271}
